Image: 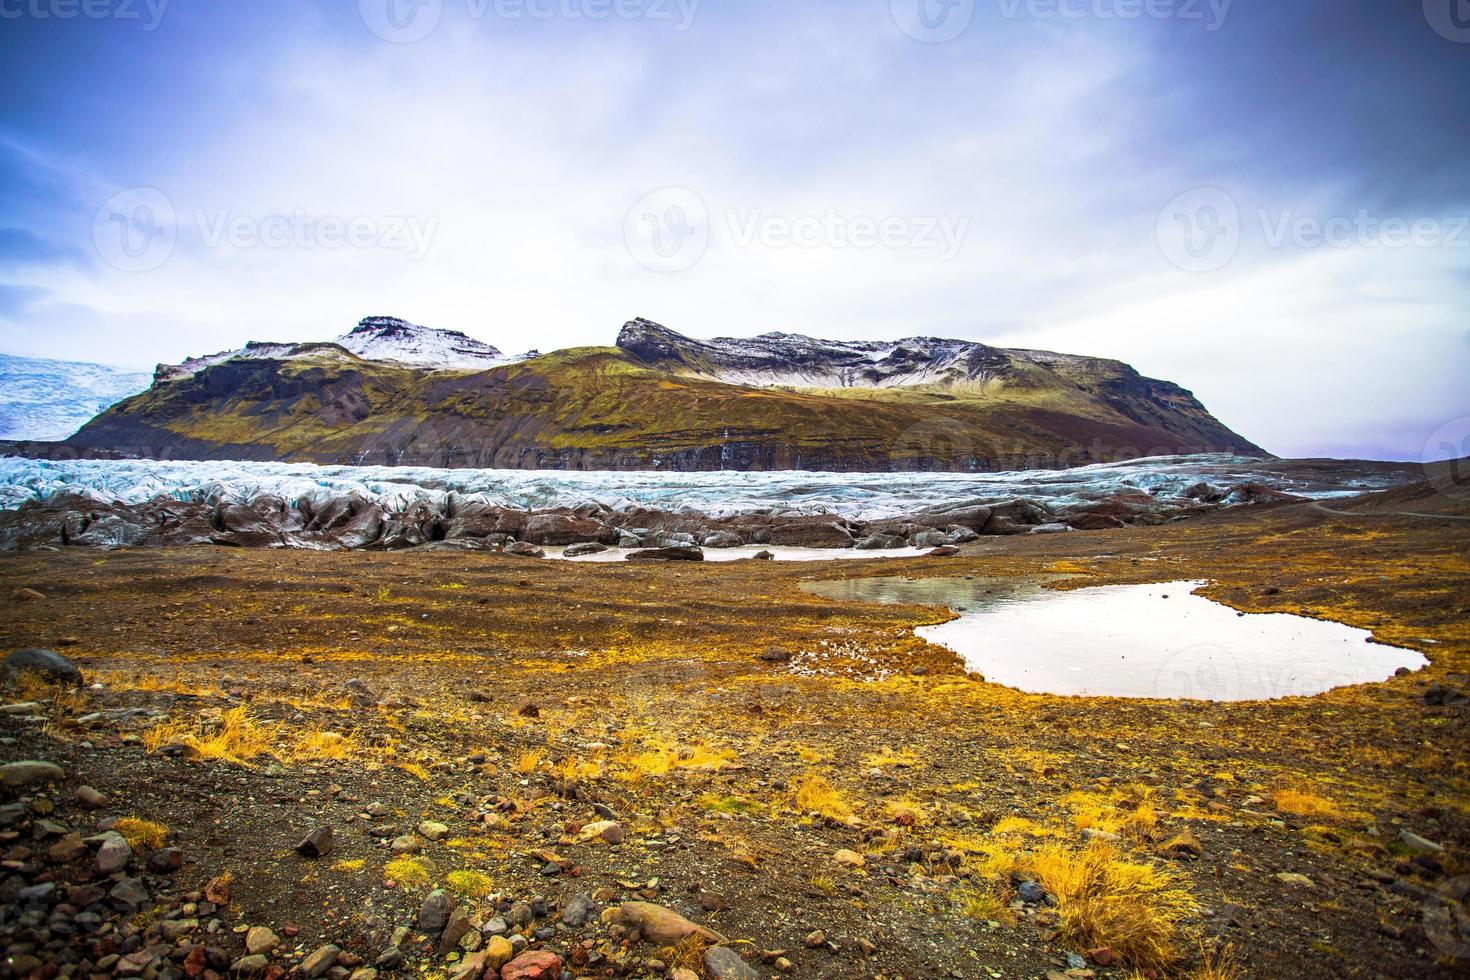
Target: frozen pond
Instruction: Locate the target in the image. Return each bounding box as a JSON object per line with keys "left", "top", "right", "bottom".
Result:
{"left": 802, "top": 577, "right": 1427, "bottom": 700}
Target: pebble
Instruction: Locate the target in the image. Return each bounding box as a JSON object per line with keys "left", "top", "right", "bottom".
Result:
{"left": 500, "top": 950, "right": 561, "bottom": 980}
{"left": 418, "top": 889, "right": 456, "bottom": 933}
{"left": 1398, "top": 829, "right": 1444, "bottom": 854}
{"left": 96, "top": 836, "right": 133, "bottom": 874}
{"left": 301, "top": 944, "right": 341, "bottom": 978}
{"left": 75, "top": 784, "right": 107, "bottom": 809}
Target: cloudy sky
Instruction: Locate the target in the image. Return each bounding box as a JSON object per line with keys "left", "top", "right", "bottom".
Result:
{"left": 0, "top": 0, "right": 1466, "bottom": 460}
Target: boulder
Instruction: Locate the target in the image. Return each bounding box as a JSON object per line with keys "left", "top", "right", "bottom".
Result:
{"left": 768, "top": 521, "right": 853, "bottom": 548}
{"left": 855, "top": 533, "right": 905, "bottom": 550}
{"left": 701, "top": 531, "right": 744, "bottom": 548}
{"left": 626, "top": 547, "right": 704, "bottom": 562}
{"left": 4, "top": 648, "right": 84, "bottom": 686}
{"left": 504, "top": 542, "right": 546, "bottom": 558}
{"left": 520, "top": 512, "right": 615, "bottom": 546}
{"left": 563, "top": 542, "right": 609, "bottom": 558}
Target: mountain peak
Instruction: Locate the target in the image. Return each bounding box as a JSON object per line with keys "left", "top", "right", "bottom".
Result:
{"left": 337, "top": 316, "right": 505, "bottom": 370}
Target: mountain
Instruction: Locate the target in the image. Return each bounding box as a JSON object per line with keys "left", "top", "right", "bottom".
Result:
{"left": 152, "top": 316, "right": 511, "bottom": 384}
{"left": 0, "top": 353, "right": 152, "bottom": 442}
{"left": 64, "top": 317, "right": 1264, "bottom": 471}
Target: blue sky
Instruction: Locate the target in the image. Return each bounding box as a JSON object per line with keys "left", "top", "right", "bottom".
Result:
{"left": 0, "top": 0, "right": 1466, "bottom": 460}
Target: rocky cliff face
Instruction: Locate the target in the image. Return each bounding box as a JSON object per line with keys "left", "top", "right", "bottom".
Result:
{"left": 66, "top": 317, "right": 1264, "bottom": 471}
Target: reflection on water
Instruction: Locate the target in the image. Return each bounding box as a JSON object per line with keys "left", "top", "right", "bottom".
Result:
{"left": 802, "top": 578, "right": 1427, "bottom": 700}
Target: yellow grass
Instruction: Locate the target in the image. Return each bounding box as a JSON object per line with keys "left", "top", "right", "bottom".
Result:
{"left": 1272, "top": 788, "right": 1343, "bottom": 820}
{"left": 515, "top": 750, "right": 543, "bottom": 774}
{"left": 115, "top": 817, "right": 167, "bottom": 851}
{"left": 384, "top": 856, "right": 432, "bottom": 888}
{"left": 332, "top": 859, "right": 366, "bottom": 872}
{"left": 1023, "top": 841, "right": 1199, "bottom": 972}
{"left": 794, "top": 775, "right": 855, "bottom": 823}
{"left": 444, "top": 869, "right": 492, "bottom": 898}
{"left": 142, "top": 706, "right": 278, "bottom": 765}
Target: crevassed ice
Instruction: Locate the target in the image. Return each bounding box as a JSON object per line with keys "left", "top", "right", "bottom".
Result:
{"left": 0, "top": 453, "right": 1404, "bottom": 519}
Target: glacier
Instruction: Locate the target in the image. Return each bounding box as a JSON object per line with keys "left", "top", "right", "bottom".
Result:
{"left": 0, "top": 453, "right": 1416, "bottom": 519}
{"left": 0, "top": 354, "right": 152, "bottom": 442}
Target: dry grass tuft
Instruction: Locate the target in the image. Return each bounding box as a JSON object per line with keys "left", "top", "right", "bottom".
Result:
{"left": 142, "top": 706, "right": 277, "bottom": 765}
{"left": 1023, "top": 841, "right": 1199, "bottom": 972}
{"left": 384, "top": 856, "right": 432, "bottom": 888}
{"left": 1190, "top": 944, "right": 1243, "bottom": 980}
{"left": 794, "top": 775, "right": 855, "bottom": 823}
{"left": 444, "top": 869, "right": 492, "bottom": 898}
{"left": 115, "top": 817, "right": 168, "bottom": 851}
{"left": 1272, "top": 787, "right": 1343, "bottom": 820}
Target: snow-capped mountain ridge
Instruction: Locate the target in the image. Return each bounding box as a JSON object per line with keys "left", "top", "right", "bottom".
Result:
{"left": 154, "top": 317, "right": 512, "bottom": 384}
{"left": 615, "top": 318, "right": 1104, "bottom": 389}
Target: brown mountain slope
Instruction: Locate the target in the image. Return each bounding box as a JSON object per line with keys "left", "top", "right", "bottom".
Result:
{"left": 67, "top": 321, "right": 1263, "bottom": 471}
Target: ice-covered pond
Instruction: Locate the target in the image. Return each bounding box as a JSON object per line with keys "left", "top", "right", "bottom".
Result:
{"left": 802, "top": 577, "right": 1427, "bottom": 700}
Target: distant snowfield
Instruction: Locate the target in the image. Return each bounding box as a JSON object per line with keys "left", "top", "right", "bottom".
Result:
{"left": 0, "top": 354, "right": 151, "bottom": 442}
{"left": 0, "top": 453, "right": 1411, "bottom": 517}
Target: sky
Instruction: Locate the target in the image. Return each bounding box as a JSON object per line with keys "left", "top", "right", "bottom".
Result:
{"left": 0, "top": 0, "right": 1466, "bottom": 461}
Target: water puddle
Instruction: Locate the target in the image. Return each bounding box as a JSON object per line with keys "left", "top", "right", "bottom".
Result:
{"left": 549, "top": 545, "right": 933, "bottom": 563}
{"left": 802, "top": 577, "right": 1427, "bottom": 700}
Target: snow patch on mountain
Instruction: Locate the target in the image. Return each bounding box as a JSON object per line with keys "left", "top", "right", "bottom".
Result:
{"left": 616, "top": 318, "right": 1085, "bottom": 389}
{"left": 155, "top": 316, "right": 513, "bottom": 383}
{"left": 0, "top": 354, "right": 152, "bottom": 442}
{"left": 338, "top": 316, "right": 508, "bottom": 370}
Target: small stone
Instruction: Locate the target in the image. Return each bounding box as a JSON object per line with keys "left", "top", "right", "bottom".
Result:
{"left": 46, "top": 832, "right": 87, "bottom": 864}
{"left": 97, "top": 836, "right": 133, "bottom": 874}
{"left": 1398, "top": 829, "right": 1444, "bottom": 854}
{"left": 3, "top": 648, "right": 83, "bottom": 686}
{"left": 301, "top": 945, "right": 340, "bottom": 979}
{"left": 803, "top": 930, "right": 826, "bottom": 948}
{"left": 439, "top": 905, "right": 472, "bottom": 954}
{"left": 1160, "top": 828, "right": 1204, "bottom": 859}
{"left": 390, "top": 834, "right": 421, "bottom": 854}
{"left": 482, "top": 936, "right": 514, "bottom": 971}
{"left": 1275, "top": 872, "right": 1315, "bottom": 888}
{"left": 1017, "top": 881, "right": 1047, "bottom": 904}
{"left": 76, "top": 785, "right": 107, "bottom": 809}
{"left": 418, "top": 889, "right": 455, "bottom": 933}
{"left": 576, "top": 820, "right": 624, "bottom": 845}
{"left": 418, "top": 820, "right": 450, "bottom": 841}
{"left": 296, "top": 826, "right": 334, "bottom": 858}
{"left": 832, "top": 849, "right": 865, "bottom": 868}
{"left": 231, "top": 955, "right": 269, "bottom": 976}
{"left": 245, "top": 927, "right": 279, "bottom": 955}
{"left": 499, "top": 950, "right": 561, "bottom": 980}
{"left": 148, "top": 847, "right": 185, "bottom": 873}
{"left": 0, "top": 760, "right": 65, "bottom": 787}
{"left": 160, "top": 918, "right": 199, "bottom": 941}
{"left": 704, "top": 946, "right": 759, "bottom": 979}
{"left": 1088, "top": 947, "right": 1115, "bottom": 966}
{"left": 561, "top": 893, "right": 591, "bottom": 927}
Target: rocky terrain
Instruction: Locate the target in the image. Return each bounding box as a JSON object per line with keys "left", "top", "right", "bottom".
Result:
{"left": 60, "top": 318, "right": 1261, "bottom": 472}
{"left": 0, "top": 477, "right": 1467, "bottom": 980}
